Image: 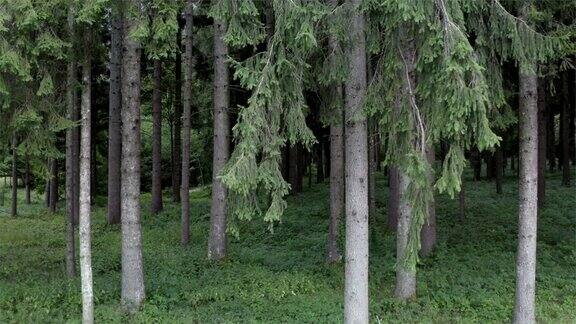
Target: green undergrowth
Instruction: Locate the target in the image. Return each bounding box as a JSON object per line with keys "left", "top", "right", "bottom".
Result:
{"left": 0, "top": 170, "right": 574, "bottom": 323}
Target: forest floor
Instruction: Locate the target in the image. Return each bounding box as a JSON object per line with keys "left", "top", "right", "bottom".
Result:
{"left": 0, "top": 170, "right": 575, "bottom": 323}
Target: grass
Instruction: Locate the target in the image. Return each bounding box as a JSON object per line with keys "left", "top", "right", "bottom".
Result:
{"left": 0, "top": 170, "right": 574, "bottom": 323}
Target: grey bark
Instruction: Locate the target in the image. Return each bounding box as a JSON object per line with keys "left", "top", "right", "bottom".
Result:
{"left": 394, "top": 25, "right": 417, "bottom": 301}
{"left": 326, "top": 0, "right": 344, "bottom": 261}
{"left": 343, "top": 0, "right": 369, "bottom": 321}
{"left": 327, "top": 106, "right": 344, "bottom": 263}
{"left": 79, "top": 27, "right": 94, "bottom": 324}
{"left": 121, "top": 0, "right": 145, "bottom": 311}
{"left": 513, "top": 3, "right": 538, "bottom": 318}
{"left": 208, "top": 18, "right": 230, "bottom": 261}
{"left": 172, "top": 20, "right": 183, "bottom": 203}
{"left": 11, "top": 135, "right": 17, "bottom": 217}
{"left": 181, "top": 0, "right": 194, "bottom": 246}
{"left": 151, "top": 59, "right": 163, "bottom": 214}
{"left": 537, "top": 78, "right": 546, "bottom": 207}
{"left": 108, "top": 5, "right": 123, "bottom": 224}
{"left": 387, "top": 166, "right": 399, "bottom": 231}
{"left": 395, "top": 171, "right": 417, "bottom": 299}
{"left": 420, "top": 146, "right": 436, "bottom": 257}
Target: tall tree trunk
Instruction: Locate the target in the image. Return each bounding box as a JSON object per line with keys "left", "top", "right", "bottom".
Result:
{"left": 108, "top": 5, "right": 123, "bottom": 224}
{"left": 537, "top": 78, "right": 546, "bottom": 207}
{"left": 208, "top": 18, "right": 230, "bottom": 261}
{"left": 79, "top": 27, "right": 94, "bottom": 323}
{"left": 326, "top": 105, "right": 344, "bottom": 263}
{"left": 420, "top": 146, "right": 436, "bottom": 257}
{"left": 45, "top": 172, "right": 50, "bottom": 208}
{"left": 151, "top": 60, "right": 163, "bottom": 214}
{"left": 561, "top": 72, "right": 571, "bottom": 186}
{"left": 387, "top": 166, "right": 399, "bottom": 231}
{"left": 49, "top": 159, "right": 58, "bottom": 213}
{"left": 395, "top": 171, "right": 416, "bottom": 299}
{"left": 547, "top": 109, "right": 556, "bottom": 172}
{"left": 394, "top": 25, "right": 417, "bottom": 301}
{"left": 181, "top": 0, "right": 194, "bottom": 246}
{"left": 343, "top": 1, "right": 369, "bottom": 321}
{"left": 495, "top": 146, "right": 503, "bottom": 194}
{"left": 471, "top": 149, "right": 482, "bottom": 181}
{"left": 326, "top": 0, "right": 344, "bottom": 263}
{"left": 11, "top": 135, "right": 17, "bottom": 217}
{"left": 24, "top": 153, "right": 30, "bottom": 205}
{"left": 121, "top": 0, "right": 145, "bottom": 311}
{"left": 172, "top": 20, "right": 183, "bottom": 203}
{"left": 513, "top": 4, "right": 538, "bottom": 321}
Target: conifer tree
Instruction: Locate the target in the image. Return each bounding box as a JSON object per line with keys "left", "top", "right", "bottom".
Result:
{"left": 121, "top": 0, "right": 145, "bottom": 311}
{"left": 208, "top": 15, "right": 230, "bottom": 261}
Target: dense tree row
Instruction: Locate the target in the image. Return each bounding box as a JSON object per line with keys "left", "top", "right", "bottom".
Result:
{"left": 0, "top": 0, "right": 574, "bottom": 323}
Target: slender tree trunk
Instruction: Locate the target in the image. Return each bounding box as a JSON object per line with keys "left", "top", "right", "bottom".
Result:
{"left": 121, "top": 0, "right": 145, "bottom": 311}
{"left": 326, "top": 0, "right": 344, "bottom": 261}
{"left": 537, "top": 78, "right": 546, "bottom": 207}
{"left": 513, "top": 3, "right": 538, "bottom": 319}
{"left": 495, "top": 146, "right": 503, "bottom": 194}
{"left": 420, "top": 146, "right": 436, "bottom": 257}
{"left": 172, "top": 20, "right": 183, "bottom": 203}
{"left": 471, "top": 149, "right": 482, "bottom": 181}
{"left": 11, "top": 135, "right": 17, "bottom": 217}
{"left": 387, "top": 166, "right": 399, "bottom": 231}
{"left": 561, "top": 72, "right": 571, "bottom": 186}
{"left": 108, "top": 5, "right": 123, "bottom": 224}
{"left": 45, "top": 173, "right": 50, "bottom": 208}
{"left": 151, "top": 60, "right": 164, "bottom": 214}
{"left": 208, "top": 18, "right": 230, "bottom": 261}
{"left": 181, "top": 0, "right": 194, "bottom": 246}
{"left": 395, "top": 171, "right": 416, "bottom": 299}
{"left": 49, "top": 159, "right": 58, "bottom": 213}
{"left": 394, "top": 25, "right": 417, "bottom": 301}
{"left": 24, "top": 153, "right": 30, "bottom": 204}
{"left": 79, "top": 27, "right": 94, "bottom": 323}
{"left": 343, "top": 1, "right": 369, "bottom": 321}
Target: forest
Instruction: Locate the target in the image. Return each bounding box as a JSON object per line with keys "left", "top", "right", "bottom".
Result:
{"left": 0, "top": 0, "right": 575, "bottom": 323}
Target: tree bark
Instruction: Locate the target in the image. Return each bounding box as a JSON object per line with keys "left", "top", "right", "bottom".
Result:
{"left": 108, "top": 5, "right": 123, "bottom": 224}
{"left": 208, "top": 18, "right": 230, "bottom": 261}
{"left": 151, "top": 59, "right": 163, "bottom": 214}
{"left": 24, "top": 153, "right": 30, "bottom": 204}
{"left": 181, "top": 0, "right": 194, "bottom": 246}
{"left": 368, "top": 118, "right": 377, "bottom": 223}
{"left": 495, "top": 147, "right": 503, "bottom": 194}
{"left": 11, "top": 135, "right": 17, "bottom": 217}
{"left": 420, "top": 146, "right": 436, "bottom": 257}
{"left": 394, "top": 25, "right": 417, "bottom": 301}
{"left": 537, "top": 78, "right": 546, "bottom": 207}
{"left": 387, "top": 166, "right": 399, "bottom": 231}
{"left": 395, "top": 170, "right": 416, "bottom": 299}
{"left": 343, "top": 1, "right": 369, "bottom": 321}
{"left": 79, "top": 27, "right": 94, "bottom": 324}
{"left": 325, "top": 0, "right": 344, "bottom": 264}
{"left": 561, "top": 71, "right": 571, "bottom": 186}
{"left": 121, "top": 0, "right": 145, "bottom": 311}
{"left": 513, "top": 3, "right": 538, "bottom": 319}
{"left": 172, "top": 19, "right": 183, "bottom": 203}
{"left": 49, "top": 159, "right": 58, "bottom": 213}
